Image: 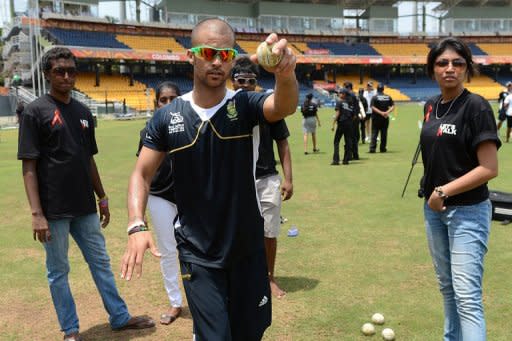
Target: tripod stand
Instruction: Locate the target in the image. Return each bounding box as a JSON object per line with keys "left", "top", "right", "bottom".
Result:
{"left": 401, "top": 142, "right": 421, "bottom": 198}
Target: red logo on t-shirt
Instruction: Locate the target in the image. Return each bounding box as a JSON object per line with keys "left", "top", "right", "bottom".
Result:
{"left": 437, "top": 127, "right": 442, "bottom": 136}
{"left": 51, "top": 109, "right": 63, "bottom": 127}
{"left": 425, "top": 104, "right": 433, "bottom": 122}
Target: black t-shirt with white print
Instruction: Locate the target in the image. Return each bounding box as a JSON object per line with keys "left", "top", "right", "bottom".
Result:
{"left": 371, "top": 93, "right": 394, "bottom": 116}
{"left": 256, "top": 119, "right": 290, "bottom": 179}
{"left": 17, "top": 94, "right": 98, "bottom": 219}
{"left": 144, "top": 89, "right": 270, "bottom": 268}
{"left": 335, "top": 99, "right": 354, "bottom": 122}
{"left": 420, "top": 89, "right": 501, "bottom": 206}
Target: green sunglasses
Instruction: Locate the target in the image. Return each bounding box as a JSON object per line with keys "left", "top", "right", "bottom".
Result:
{"left": 190, "top": 45, "right": 239, "bottom": 62}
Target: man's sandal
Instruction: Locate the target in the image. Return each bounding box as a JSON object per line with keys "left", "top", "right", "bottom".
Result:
{"left": 160, "top": 307, "right": 182, "bottom": 325}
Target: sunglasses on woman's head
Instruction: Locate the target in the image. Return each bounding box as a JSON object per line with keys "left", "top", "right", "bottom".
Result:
{"left": 189, "top": 46, "right": 239, "bottom": 62}
{"left": 434, "top": 59, "right": 467, "bottom": 68}
{"left": 235, "top": 77, "right": 257, "bottom": 85}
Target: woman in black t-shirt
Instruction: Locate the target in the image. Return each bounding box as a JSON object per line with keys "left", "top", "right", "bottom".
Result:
{"left": 137, "top": 81, "right": 183, "bottom": 325}
{"left": 421, "top": 37, "right": 500, "bottom": 341}
{"left": 301, "top": 93, "right": 321, "bottom": 154}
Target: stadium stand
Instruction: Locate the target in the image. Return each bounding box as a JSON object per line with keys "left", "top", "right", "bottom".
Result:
{"left": 47, "top": 28, "right": 131, "bottom": 49}
{"left": 335, "top": 74, "right": 410, "bottom": 101}
{"left": 116, "top": 34, "right": 187, "bottom": 53}
{"left": 371, "top": 43, "right": 429, "bottom": 57}
{"left": 307, "top": 42, "right": 380, "bottom": 56}
{"left": 467, "top": 43, "right": 487, "bottom": 56}
{"left": 134, "top": 74, "right": 194, "bottom": 94}
{"left": 477, "top": 43, "right": 512, "bottom": 56}
{"left": 74, "top": 73, "right": 153, "bottom": 111}
{"left": 464, "top": 74, "right": 503, "bottom": 100}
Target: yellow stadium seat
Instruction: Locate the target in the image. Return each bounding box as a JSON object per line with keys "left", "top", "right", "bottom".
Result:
{"left": 75, "top": 73, "right": 154, "bottom": 112}
{"left": 371, "top": 43, "right": 429, "bottom": 57}
{"left": 116, "top": 34, "right": 187, "bottom": 53}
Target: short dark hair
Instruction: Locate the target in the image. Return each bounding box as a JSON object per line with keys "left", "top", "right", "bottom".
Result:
{"left": 426, "top": 37, "right": 477, "bottom": 81}
{"left": 42, "top": 47, "right": 77, "bottom": 73}
{"left": 191, "top": 17, "right": 235, "bottom": 47}
{"left": 306, "top": 93, "right": 313, "bottom": 100}
{"left": 155, "top": 81, "right": 181, "bottom": 100}
{"left": 343, "top": 81, "right": 353, "bottom": 90}
{"left": 377, "top": 83, "right": 384, "bottom": 92}
{"left": 231, "top": 56, "right": 259, "bottom": 79}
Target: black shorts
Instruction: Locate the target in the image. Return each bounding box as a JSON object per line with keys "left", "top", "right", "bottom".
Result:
{"left": 498, "top": 109, "right": 506, "bottom": 121}
{"left": 507, "top": 116, "right": 512, "bottom": 128}
{"left": 180, "top": 249, "right": 271, "bottom": 341}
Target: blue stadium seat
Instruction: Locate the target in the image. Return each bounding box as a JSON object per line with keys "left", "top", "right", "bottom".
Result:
{"left": 306, "top": 42, "right": 380, "bottom": 56}
{"left": 467, "top": 43, "right": 487, "bottom": 56}
{"left": 134, "top": 74, "right": 194, "bottom": 94}
{"left": 372, "top": 74, "right": 439, "bottom": 101}
{"left": 46, "top": 28, "right": 130, "bottom": 49}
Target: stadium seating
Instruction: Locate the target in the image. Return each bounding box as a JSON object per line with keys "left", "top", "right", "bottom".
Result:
{"left": 467, "top": 43, "right": 487, "bottom": 56}
{"left": 307, "top": 42, "right": 380, "bottom": 56}
{"left": 46, "top": 28, "right": 130, "bottom": 49}
{"left": 116, "top": 34, "right": 187, "bottom": 53}
{"left": 75, "top": 73, "right": 153, "bottom": 111}
{"left": 464, "top": 74, "right": 503, "bottom": 100}
{"left": 377, "top": 75, "right": 439, "bottom": 101}
{"left": 477, "top": 43, "right": 512, "bottom": 56}
{"left": 371, "top": 43, "right": 429, "bottom": 57}
{"left": 133, "top": 74, "right": 193, "bottom": 94}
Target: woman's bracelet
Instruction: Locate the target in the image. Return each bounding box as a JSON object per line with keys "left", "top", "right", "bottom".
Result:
{"left": 128, "top": 224, "right": 150, "bottom": 235}
{"left": 97, "top": 195, "right": 108, "bottom": 208}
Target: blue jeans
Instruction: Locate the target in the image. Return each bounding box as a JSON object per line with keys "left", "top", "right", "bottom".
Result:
{"left": 424, "top": 200, "right": 491, "bottom": 341}
{"left": 44, "top": 213, "right": 131, "bottom": 334}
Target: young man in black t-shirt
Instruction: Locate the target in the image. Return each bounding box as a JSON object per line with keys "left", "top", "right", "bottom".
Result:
{"left": 231, "top": 57, "right": 293, "bottom": 299}
{"left": 121, "top": 18, "right": 298, "bottom": 341}
{"left": 331, "top": 88, "right": 354, "bottom": 165}
{"left": 369, "top": 83, "right": 394, "bottom": 153}
{"left": 18, "top": 47, "right": 154, "bottom": 341}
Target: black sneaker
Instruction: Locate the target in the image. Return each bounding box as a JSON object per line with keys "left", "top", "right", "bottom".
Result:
{"left": 369, "top": 150, "right": 376, "bottom": 153}
{"left": 331, "top": 161, "right": 340, "bottom": 166}
{"left": 342, "top": 161, "right": 349, "bottom": 165}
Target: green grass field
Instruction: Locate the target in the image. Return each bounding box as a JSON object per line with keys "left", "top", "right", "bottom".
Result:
{"left": 1, "top": 102, "right": 511, "bottom": 340}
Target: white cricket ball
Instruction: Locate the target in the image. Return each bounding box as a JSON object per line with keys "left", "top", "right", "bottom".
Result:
{"left": 372, "top": 312, "right": 385, "bottom": 325}
{"left": 381, "top": 328, "right": 395, "bottom": 340}
{"left": 256, "top": 41, "right": 282, "bottom": 68}
{"left": 361, "top": 322, "right": 376, "bottom": 336}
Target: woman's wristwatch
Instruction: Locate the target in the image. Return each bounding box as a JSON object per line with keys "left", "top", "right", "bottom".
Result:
{"left": 434, "top": 186, "right": 449, "bottom": 200}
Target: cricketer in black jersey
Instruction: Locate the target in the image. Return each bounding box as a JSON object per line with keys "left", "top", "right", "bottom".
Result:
{"left": 144, "top": 89, "right": 269, "bottom": 268}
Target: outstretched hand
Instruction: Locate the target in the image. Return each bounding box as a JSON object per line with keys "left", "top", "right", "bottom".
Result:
{"left": 120, "top": 231, "right": 161, "bottom": 281}
{"left": 250, "top": 33, "right": 296, "bottom": 77}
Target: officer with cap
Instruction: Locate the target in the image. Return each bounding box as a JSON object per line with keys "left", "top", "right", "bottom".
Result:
{"left": 331, "top": 88, "right": 355, "bottom": 165}
{"left": 369, "top": 83, "right": 394, "bottom": 153}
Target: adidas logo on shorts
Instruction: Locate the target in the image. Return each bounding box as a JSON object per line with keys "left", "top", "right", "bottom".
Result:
{"left": 258, "top": 295, "right": 268, "bottom": 307}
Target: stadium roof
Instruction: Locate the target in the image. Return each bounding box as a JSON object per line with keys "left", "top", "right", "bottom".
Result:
{"left": 206, "top": 0, "right": 399, "bottom": 10}
{"left": 203, "top": 0, "right": 512, "bottom": 10}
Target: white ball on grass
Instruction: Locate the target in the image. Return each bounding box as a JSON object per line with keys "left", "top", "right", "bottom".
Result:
{"left": 361, "top": 322, "right": 376, "bottom": 336}
{"left": 381, "top": 328, "right": 395, "bottom": 340}
{"left": 372, "top": 312, "right": 385, "bottom": 325}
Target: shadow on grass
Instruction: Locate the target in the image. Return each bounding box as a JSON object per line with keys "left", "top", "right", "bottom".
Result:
{"left": 276, "top": 276, "right": 320, "bottom": 293}
{"left": 80, "top": 315, "right": 156, "bottom": 341}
